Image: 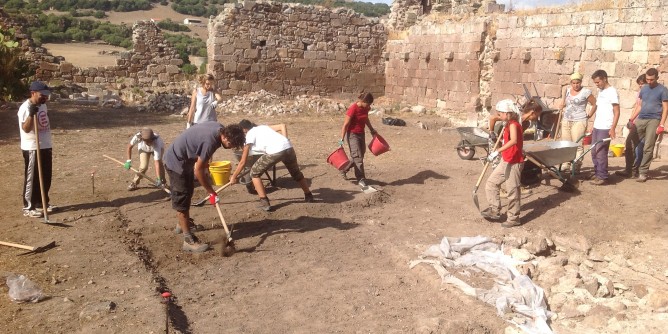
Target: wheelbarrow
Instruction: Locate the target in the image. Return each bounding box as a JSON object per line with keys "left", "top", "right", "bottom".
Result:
{"left": 456, "top": 127, "right": 491, "bottom": 160}
{"left": 523, "top": 138, "right": 611, "bottom": 192}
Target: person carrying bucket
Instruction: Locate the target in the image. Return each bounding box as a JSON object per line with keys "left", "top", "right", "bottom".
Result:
{"left": 163, "top": 121, "right": 246, "bottom": 253}
{"left": 339, "top": 92, "right": 379, "bottom": 190}
{"left": 481, "top": 99, "right": 524, "bottom": 228}
{"left": 124, "top": 127, "right": 166, "bottom": 191}
{"left": 615, "top": 74, "right": 647, "bottom": 179}
{"left": 230, "top": 120, "right": 314, "bottom": 212}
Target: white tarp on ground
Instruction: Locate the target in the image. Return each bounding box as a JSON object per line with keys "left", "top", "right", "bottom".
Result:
{"left": 409, "top": 236, "right": 554, "bottom": 334}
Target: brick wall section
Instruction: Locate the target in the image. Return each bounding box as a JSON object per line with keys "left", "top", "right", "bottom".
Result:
{"left": 385, "top": 19, "right": 487, "bottom": 114}
{"left": 207, "top": 1, "right": 386, "bottom": 98}
{"left": 492, "top": 0, "right": 668, "bottom": 123}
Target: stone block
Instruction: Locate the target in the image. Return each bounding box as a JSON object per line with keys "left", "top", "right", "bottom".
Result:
{"left": 166, "top": 65, "right": 180, "bottom": 74}
{"left": 622, "top": 36, "right": 634, "bottom": 52}
{"left": 244, "top": 48, "right": 260, "bottom": 59}
{"left": 633, "top": 36, "right": 649, "bottom": 51}
{"left": 224, "top": 61, "right": 237, "bottom": 72}
{"left": 601, "top": 37, "right": 623, "bottom": 51}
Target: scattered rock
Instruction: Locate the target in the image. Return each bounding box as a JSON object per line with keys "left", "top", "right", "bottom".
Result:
{"left": 632, "top": 284, "right": 649, "bottom": 299}
{"left": 646, "top": 289, "right": 668, "bottom": 309}
{"left": 553, "top": 234, "right": 591, "bottom": 254}
{"left": 79, "top": 301, "right": 116, "bottom": 323}
{"left": 510, "top": 248, "right": 533, "bottom": 261}
{"left": 411, "top": 105, "right": 427, "bottom": 114}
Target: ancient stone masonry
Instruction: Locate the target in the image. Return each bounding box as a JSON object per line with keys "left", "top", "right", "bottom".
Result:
{"left": 385, "top": 0, "right": 668, "bottom": 128}
{"left": 207, "top": 1, "right": 386, "bottom": 98}
{"left": 387, "top": 0, "right": 502, "bottom": 32}
{"left": 0, "top": 9, "right": 187, "bottom": 96}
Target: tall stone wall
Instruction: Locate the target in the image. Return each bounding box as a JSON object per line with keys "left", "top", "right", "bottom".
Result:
{"left": 385, "top": 0, "right": 668, "bottom": 127}
{"left": 385, "top": 19, "right": 487, "bottom": 120}
{"left": 207, "top": 1, "right": 386, "bottom": 98}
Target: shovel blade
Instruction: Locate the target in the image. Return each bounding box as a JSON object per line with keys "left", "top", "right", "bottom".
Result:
{"left": 472, "top": 186, "right": 480, "bottom": 210}
{"left": 19, "top": 241, "right": 56, "bottom": 256}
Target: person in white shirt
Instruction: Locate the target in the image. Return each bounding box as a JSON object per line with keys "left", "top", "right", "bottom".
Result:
{"left": 18, "top": 81, "right": 57, "bottom": 218}
{"left": 124, "top": 128, "right": 166, "bottom": 190}
{"left": 588, "top": 69, "right": 620, "bottom": 185}
{"left": 185, "top": 74, "right": 223, "bottom": 128}
{"left": 231, "top": 120, "right": 314, "bottom": 212}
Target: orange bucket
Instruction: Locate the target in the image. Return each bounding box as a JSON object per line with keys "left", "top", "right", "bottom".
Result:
{"left": 326, "top": 147, "right": 350, "bottom": 170}
{"left": 368, "top": 134, "right": 390, "bottom": 156}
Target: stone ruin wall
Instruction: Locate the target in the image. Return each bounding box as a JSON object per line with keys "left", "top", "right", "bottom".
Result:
{"left": 385, "top": 0, "right": 668, "bottom": 129}
{"left": 207, "top": 1, "right": 387, "bottom": 99}
{"left": 0, "top": 8, "right": 188, "bottom": 99}
{"left": 387, "top": 0, "right": 502, "bottom": 31}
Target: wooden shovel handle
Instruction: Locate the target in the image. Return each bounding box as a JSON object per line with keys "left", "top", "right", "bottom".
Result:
{"left": 103, "top": 154, "right": 171, "bottom": 194}
{"left": 0, "top": 241, "right": 37, "bottom": 251}
{"left": 214, "top": 202, "right": 232, "bottom": 238}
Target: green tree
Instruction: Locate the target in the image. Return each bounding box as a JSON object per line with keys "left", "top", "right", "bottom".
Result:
{"left": 0, "top": 29, "right": 34, "bottom": 102}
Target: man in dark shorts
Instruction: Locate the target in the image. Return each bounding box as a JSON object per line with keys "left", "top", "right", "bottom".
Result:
{"left": 163, "top": 122, "right": 245, "bottom": 253}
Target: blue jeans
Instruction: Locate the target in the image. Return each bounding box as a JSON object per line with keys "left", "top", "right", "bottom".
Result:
{"left": 591, "top": 128, "right": 611, "bottom": 179}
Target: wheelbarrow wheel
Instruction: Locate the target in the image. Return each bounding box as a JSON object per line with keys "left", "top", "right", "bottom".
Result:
{"left": 457, "top": 140, "right": 476, "bottom": 160}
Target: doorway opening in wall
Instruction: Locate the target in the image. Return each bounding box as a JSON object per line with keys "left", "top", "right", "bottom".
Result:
{"left": 259, "top": 40, "right": 266, "bottom": 47}
{"left": 303, "top": 42, "right": 309, "bottom": 51}
{"left": 421, "top": 0, "right": 432, "bottom": 14}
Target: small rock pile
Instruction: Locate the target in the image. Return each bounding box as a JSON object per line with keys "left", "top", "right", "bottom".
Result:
{"left": 501, "top": 232, "right": 668, "bottom": 332}
{"left": 215, "top": 90, "right": 348, "bottom": 116}
{"left": 137, "top": 93, "right": 190, "bottom": 113}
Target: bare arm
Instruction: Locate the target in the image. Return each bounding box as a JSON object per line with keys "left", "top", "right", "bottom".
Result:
{"left": 660, "top": 100, "right": 668, "bottom": 127}
{"left": 365, "top": 118, "right": 377, "bottom": 135}
{"left": 488, "top": 113, "right": 500, "bottom": 133}
{"left": 340, "top": 115, "right": 352, "bottom": 140}
{"left": 186, "top": 89, "right": 197, "bottom": 123}
{"left": 586, "top": 94, "right": 597, "bottom": 118}
{"left": 21, "top": 116, "right": 35, "bottom": 133}
{"left": 629, "top": 99, "right": 642, "bottom": 121}
{"left": 194, "top": 156, "right": 215, "bottom": 195}
{"left": 610, "top": 104, "right": 620, "bottom": 139}
{"left": 126, "top": 143, "right": 134, "bottom": 161}
{"left": 230, "top": 144, "right": 251, "bottom": 184}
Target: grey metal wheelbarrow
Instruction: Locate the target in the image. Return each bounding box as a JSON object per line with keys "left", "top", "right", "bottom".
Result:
{"left": 455, "top": 127, "right": 492, "bottom": 160}
{"left": 523, "top": 138, "right": 611, "bottom": 192}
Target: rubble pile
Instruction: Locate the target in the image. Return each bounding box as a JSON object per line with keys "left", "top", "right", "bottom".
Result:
{"left": 215, "top": 90, "right": 348, "bottom": 116}
{"left": 136, "top": 93, "right": 190, "bottom": 113}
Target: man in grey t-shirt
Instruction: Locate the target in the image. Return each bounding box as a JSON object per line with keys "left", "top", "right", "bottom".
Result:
{"left": 629, "top": 68, "right": 668, "bottom": 182}
{"left": 164, "top": 122, "right": 246, "bottom": 252}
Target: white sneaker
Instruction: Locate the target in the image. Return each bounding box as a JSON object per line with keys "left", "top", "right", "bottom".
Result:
{"left": 35, "top": 204, "right": 58, "bottom": 214}
{"left": 23, "top": 209, "right": 43, "bottom": 218}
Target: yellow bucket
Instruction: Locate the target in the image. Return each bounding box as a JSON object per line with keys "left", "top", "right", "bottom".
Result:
{"left": 611, "top": 144, "right": 625, "bottom": 157}
{"left": 209, "top": 161, "right": 231, "bottom": 186}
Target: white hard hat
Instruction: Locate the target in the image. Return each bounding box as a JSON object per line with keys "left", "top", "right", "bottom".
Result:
{"left": 495, "top": 99, "right": 520, "bottom": 115}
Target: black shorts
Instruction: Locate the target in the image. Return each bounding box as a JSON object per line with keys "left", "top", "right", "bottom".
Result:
{"left": 166, "top": 164, "right": 194, "bottom": 212}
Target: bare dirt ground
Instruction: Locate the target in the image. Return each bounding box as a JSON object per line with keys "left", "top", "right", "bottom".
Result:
{"left": 43, "top": 43, "right": 128, "bottom": 68}
{"left": 1, "top": 101, "right": 668, "bottom": 333}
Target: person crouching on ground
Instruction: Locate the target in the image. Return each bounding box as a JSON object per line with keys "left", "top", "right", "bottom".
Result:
{"left": 481, "top": 99, "right": 524, "bottom": 228}
{"left": 163, "top": 122, "right": 246, "bottom": 253}
{"left": 124, "top": 127, "right": 166, "bottom": 191}
{"left": 588, "top": 69, "right": 620, "bottom": 185}
{"left": 339, "top": 92, "right": 379, "bottom": 189}
{"left": 230, "top": 119, "right": 314, "bottom": 212}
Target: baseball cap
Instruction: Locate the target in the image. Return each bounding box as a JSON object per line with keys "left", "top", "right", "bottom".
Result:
{"left": 140, "top": 127, "right": 154, "bottom": 140}
{"left": 495, "top": 99, "right": 520, "bottom": 115}
{"left": 29, "top": 81, "right": 51, "bottom": 96}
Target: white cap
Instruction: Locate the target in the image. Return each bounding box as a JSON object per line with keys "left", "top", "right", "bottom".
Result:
{"left": 495, "top": 99, "right": 520, "bottom": 115}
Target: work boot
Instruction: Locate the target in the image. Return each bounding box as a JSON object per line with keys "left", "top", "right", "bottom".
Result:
{"left": 258, "top": 197, "right": 271, "bottom": 212}
{"left": 127, "top": 182, "right": 138, "bottom": 191}
{"left": 501, "top": 220, "right": 521, "bottom": 228}
{"left": 182, "top": 234, "right": 209, "bottom": 253}
{"left": 23, "top": 209, "right": 43, "bottom": 218}
{"left": 304, "top": 192, "right": 314, "bottom": 203}
{"left": 632, "top": 168, "right": 639, "bottom": 178}
{"left": 35, "top": 204, "right": 58, "bottom": 213}
{"left": 614, "top": 170, "right": 632, "bottom": 178}
{"left": 174, "top": 218, "right": 205, "bottom": 234}
{"left": 358, "top": 179, "right": 368, "bottom": 188}
{"left": 636, "top": 174, "right": 648, "bottom": 183}
{"left": 590, "top": 178, "right": 607, "bottom": 186}
{"left": 480, "top": 207, "right": 501, "bottom": 221}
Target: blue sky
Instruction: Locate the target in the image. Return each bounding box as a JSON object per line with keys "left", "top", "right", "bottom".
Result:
{"left": 363, "top": 0, "right": 585, "bottom": 8}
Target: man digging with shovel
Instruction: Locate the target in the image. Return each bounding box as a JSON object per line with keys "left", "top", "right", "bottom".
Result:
{"left": 18, "top": 81, "right": 58, "bottom": 219}
{"left": 163, "top": 121, "right": 246, "bottom": 253}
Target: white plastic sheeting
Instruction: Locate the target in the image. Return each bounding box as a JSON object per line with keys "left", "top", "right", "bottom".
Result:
{"left": 409, "top": 236, "right": 554, "bottom": 334}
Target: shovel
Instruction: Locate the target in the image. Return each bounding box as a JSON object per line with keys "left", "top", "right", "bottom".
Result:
{"left": 214, "top": 202, "right": 235, "bottom": 257}
{"left": 473, "top": 125, "right": 505, "bottom": 210}
{"left": 103, "top": 155, "right": 171, "bottom": 194}
{"left": 33, "top": 114, "right": 63, "bottom": 225}
{"left": 0, "top": 240, "right": 57, "bottom": 255}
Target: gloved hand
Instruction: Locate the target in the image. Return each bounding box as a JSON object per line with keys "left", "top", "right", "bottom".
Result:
{"left": 487, "top": 150, "right": 499, "bottom": 162}
{"left": 489, "top": 131, "right": 498, "bottom": 143}
{"left": 209, "top": 193, "right": 219, "bottom": 205}
{"left": 657, "top": 124, "right": 665, "bottom": 135}
{"left": 155, "top": 178, "right": 163, "bottom": 187}
{"left": 28, "top": 103, "right": 39, "bottom": 117}
{"left": 626, "top": 119, "right": 634, "bottom": 129}
{"left": 123, "top": 160, "right": 132, "bottom": 170}
{"left": 337, "top": 139, "right": 344, "bottom": 146}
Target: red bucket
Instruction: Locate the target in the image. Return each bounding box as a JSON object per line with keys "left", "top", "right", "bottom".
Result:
{"left": 326, "top": 147, "right": 350, "bottom": 170}
{"left": 583, "top": 134, "right": 592, "bottom": 145}
{"left": 368, "top": 134, "right": 390, "bottom": 156}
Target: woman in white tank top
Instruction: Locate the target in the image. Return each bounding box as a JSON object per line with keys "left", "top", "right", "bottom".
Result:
{"left": 186, "top": 74, "right": 223, "bottom": 128}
